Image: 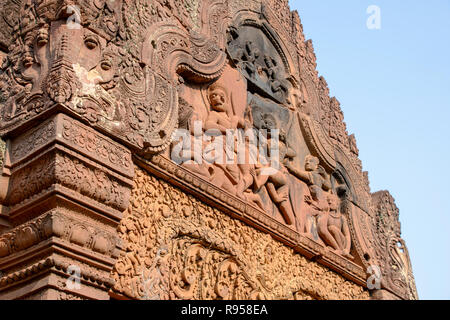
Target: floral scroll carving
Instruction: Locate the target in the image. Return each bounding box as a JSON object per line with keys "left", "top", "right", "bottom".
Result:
{"left": 369, "top": 191, "right": 418, "bottom": 299}
{"left": 112, "top": 167, "right": 369, "bottom": 300}
{"left": 0, "top": 210, "right": 117, "bottom": 259}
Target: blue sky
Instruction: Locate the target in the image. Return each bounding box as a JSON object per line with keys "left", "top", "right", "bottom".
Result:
{"left": 288, "top": 0, "right": 450, "bottom": 299}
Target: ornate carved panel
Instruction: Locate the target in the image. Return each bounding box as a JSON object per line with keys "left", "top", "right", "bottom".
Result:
{"left": 0, "top": 113, "right": 133, "bottom": 299}
{"left": 0, "top": 0, "right": 228, "bottom": 156}
{"left": 0, "top": 0, "right": 417, "bottom": 300}
{"left": 112, "top": 166, "right": 369, "bottom": 300}
{"left": 370, "top": 191, "right": 418, "bottom": 299}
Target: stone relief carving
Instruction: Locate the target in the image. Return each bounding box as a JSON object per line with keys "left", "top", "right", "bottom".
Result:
{"left": 0, "top": 210, "right": 117, "bottom": 259}
{"left": 227, "top": 21, "right": 293, "bottom": 105}
{"left": 0, "top": 111, "right": 131, "bottom": 299}
{"left": 0, "top": 0, "right": 417, "bottom": 300}
{"left": 369, "top": 191, "right": 418, "bottom": 299}
{"left": 0, "top": 0, "right": 227, "bottom": 156}
{"left": 112, "top": 167, "right": 369, "bottom": 300}
{"left": 286, "top": 155, "right": 330, "bottom": 235}
{"left": 317, "top": 193, "right": 353, "bottom": 259}
{"left": 251, "top": 112, "right": 296, "bottom": 227}
{"left": 169, "top": 9, "right": 359, "bottom": 264}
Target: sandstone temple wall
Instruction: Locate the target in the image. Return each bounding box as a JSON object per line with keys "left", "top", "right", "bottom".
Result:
{"left": 111, "top": 166, "right": 369, "bottom": 300}
{"left": 0, "top": 0, "right": 417, "bottom": 300}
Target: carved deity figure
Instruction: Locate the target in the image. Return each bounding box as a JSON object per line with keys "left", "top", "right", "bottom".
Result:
{"left": 234, "top": 106, "right": 265, "bottom": 209}
{"left": 205, "top": 85, "right": 244, "bottom": 134}
{"left": 286, "top": 155, "right": 331, "bottom": 234}
{"left": 141, "top": 246, "right": 170, "bottom": 300}
{"left": 263, "top": 55, "right": 289, "bottom": 101}
{"left": 241, "top": 41, "right": 261, "bottom": 78}
{"left": 317, "top": 193, "right": 353, "bottom": 259}
{"left": 173, "top": 83, "right": 269, "bottom": 206}
{"left": 287, "top": 155, "right": 331, "bottom": 198}
{"left": 171, "top": 99, "right": 212, "bottom": 179}
{"left": 286, "top": 86, "right": 303, "bottom": 111}
{"left": 253, "top": 114, "right": 297, "bottom": 227}
{"left": 203, "top": 84, "right": 244, "bottom": 195}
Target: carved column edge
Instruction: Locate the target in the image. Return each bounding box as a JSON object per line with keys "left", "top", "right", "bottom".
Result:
{"left": 0, "top": 113, "right": 134, "bottom": 300}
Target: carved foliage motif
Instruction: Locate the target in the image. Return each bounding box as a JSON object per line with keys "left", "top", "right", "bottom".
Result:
{"left": 0, "top": 255, "right": 115, "bottom": 294}
{"left": 370, "top": 191, "right": 418, "bottom": 299}
{"left": 7, "top": 153, "right": 56, "bottom": 206}
{"left": 11, "top": 119, "right": 56, "bottom": 162}
{"left": 56, "top": 154, "right": 130, "bottom": 211}
{"left": 60, "top": 115, "right": 132, "bottom": 174}
{"left": 228, "top": 0, "right": 261, "bottom": 17}
{"left": 112, "top": 167, "right": 369, "bottom": 300}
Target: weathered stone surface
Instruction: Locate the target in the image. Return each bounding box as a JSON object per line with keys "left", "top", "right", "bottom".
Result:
{"left": 112, "top": 166, "right": 369, "bottom": 300}
{"left": 0, "top": 138, "right": 4, "bottom": 169}
{"left": 0, "top": 0, "right": 416, "bottom": 300}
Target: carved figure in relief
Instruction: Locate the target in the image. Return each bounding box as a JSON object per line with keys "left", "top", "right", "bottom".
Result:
{"left": 205, "top": 84, "right": 244, "bottom": 134}
{"left": 173, "top": 83, "right": 265, "bottom": 203}
{"left": 240, "top": 41, "right": 261, "bottom": 78}
{"left": 286, "top": 155, "right": 331, "bottom": 235}
{"left": 263, "top": 55, "right": 289, "bottom": 102}
{"left": 141, "top": 246, "right": 170, "bottom": 300}
{"left": 115, "top": 168, "right": 371, "bottom": 300}
{"left": 317, "top": 193, "right": 353, "bottom": 259}
{"left": 286, "top": 86, "right": 303, "bottom": 111}
{"left": 203, "top": 84, "right": 244, "bottom": 195}
{"left": 253, "top": 114, "right": 297, "bottom": 227}
{"left": 235, "top": 106, "right": 265, "bottom": 209}
{"left": 172, "top": 99, "right": 212, "bottom": 179}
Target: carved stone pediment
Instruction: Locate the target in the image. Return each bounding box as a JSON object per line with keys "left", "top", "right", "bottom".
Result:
{"left": 0, "top": 0, "right": 417, "bottom": 300}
